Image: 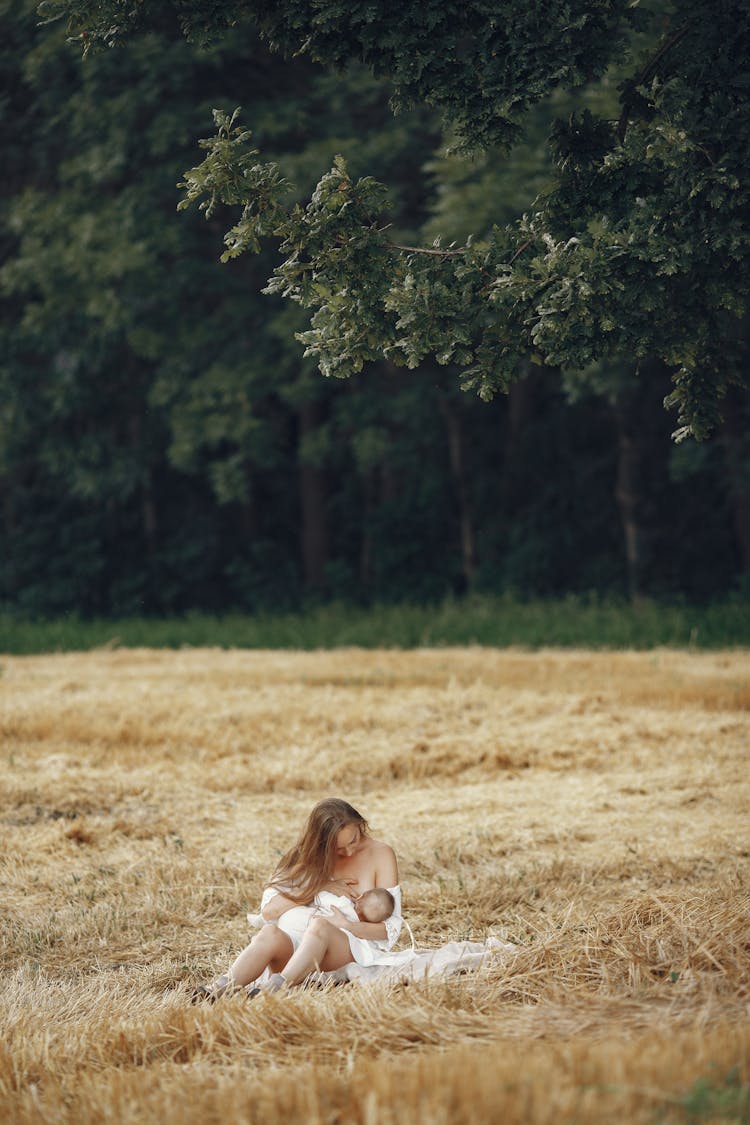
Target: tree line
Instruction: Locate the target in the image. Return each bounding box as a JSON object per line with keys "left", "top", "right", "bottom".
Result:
{"left": 1, "top": 0, "right": 748, "bottom": 617}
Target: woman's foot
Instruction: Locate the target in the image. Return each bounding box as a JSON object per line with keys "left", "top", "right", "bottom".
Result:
{"left": 259, "top": 972, "right": 288, "bottom": 993}
{"left": 191, "top": 973, "right": 233, "bottom": 1003}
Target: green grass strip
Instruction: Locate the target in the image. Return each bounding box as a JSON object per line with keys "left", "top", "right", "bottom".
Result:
{"left": 1, "top": 595, "right": 749, "bottom": 654}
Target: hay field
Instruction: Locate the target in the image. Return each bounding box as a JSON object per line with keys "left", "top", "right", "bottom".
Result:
{"left": 1, "top": 646, "right": 749, "bottom": 1123}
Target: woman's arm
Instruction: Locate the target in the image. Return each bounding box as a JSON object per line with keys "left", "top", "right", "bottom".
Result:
{"left": 326, "top": 907, "right": 387, "bottom": 942}
{"left": 325, "top": 844, "right": 401, "bottom": 942}
{"left": 261, "top": 890, "right": 306, "bottom": 921}
{"left": 374, "top": 845, "right": 402, "bottom": 948}
{"left": 374, "top": 844, "right": 399, "bottom": 888}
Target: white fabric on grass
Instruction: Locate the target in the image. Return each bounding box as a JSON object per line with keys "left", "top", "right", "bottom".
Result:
{"left": 249, "top": 884, "right": 403, "bottom": 962}
{"left": 246, "top": 886, "right": 515, "bottom": 987}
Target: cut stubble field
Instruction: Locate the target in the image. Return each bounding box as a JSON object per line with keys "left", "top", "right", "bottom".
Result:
{"left": 1, "top": 646, "right": 749, "bottom": 1123}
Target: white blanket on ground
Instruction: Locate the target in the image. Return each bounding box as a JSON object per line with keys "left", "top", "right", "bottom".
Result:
{"left": 246, "top": 890, "right": 516, "bottom": 987}
{"left": 251, "top": 885, "right": 405, "bottom": 959}
{"left": 323, "top": 936, "right": 517, "bottom": 985}
{"left": 247, "top": 936, "right": 516, "bottom": 990}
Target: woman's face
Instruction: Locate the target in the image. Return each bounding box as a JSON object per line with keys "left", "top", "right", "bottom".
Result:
{"left": 335, "top": 823, "right": 362, "bottom": 859}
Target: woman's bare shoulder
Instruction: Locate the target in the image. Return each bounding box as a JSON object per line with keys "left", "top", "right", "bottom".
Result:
{"left": 365, "top": 838, "right": 395, "bottom": 856}
{"left": 367, "top": 839, "right": 398, "bottom": 880}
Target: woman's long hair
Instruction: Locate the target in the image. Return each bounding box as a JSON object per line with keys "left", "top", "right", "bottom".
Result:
{"left": 269, "top": 798, "right": 369, "bottom": 903}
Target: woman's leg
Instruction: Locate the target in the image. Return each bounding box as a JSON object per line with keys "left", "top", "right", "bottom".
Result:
{"left": 279, "top": 916, "right": 353, "bottom": 986}
{"left": 226, "top": 925, "right": 294, "bottom": 986}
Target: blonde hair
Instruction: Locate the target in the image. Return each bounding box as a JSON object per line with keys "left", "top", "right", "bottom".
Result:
{"left": 269, "top": 798, "right": 369, "bottom": 904}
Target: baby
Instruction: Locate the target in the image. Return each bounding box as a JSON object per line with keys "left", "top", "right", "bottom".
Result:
{"left": 332, "top": 886, "right": 393, "bottom": 922}
{"left": 248, "top": 886, "right": 395, "bottom": 945}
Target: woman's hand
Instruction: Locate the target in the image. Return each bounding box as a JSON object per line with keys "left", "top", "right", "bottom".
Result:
{"left": 321, "top": 878, "right": 359, "bottom": 900}
{"left": 326, "top": 908, "right": 388, "bottom": 943}
{"left": 326, "top": 905, "right": 354, "bottom": 931}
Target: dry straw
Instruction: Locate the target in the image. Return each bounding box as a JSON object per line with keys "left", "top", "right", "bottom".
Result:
{"left": 1, "top": 647, "right": 748, "bottom": 1122}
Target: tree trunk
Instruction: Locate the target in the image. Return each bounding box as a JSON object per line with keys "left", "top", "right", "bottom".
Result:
{"left": 721, "top": 383, "right": 750, "bottom": 575}
{"left": 612, "top": 407, "right": 644, "bottom": 603}
{"left": 1, "top": 474, "right": 18, "bottom": 598}
{"left": 496, "top": 364, "right": 543, "bottom": 533}
{"left": 129, "top": 414, "right": 159, "bottom": 605}
{"left": 439, "top": 395, "right": 478, "bottom": 590}
{"left": 610, "top": 358, "right": 675, "bottom": 603}
{"left": 358, "top": 470, "right": 378, "bottom": 592}
{"left": 298, "top": 399, "right": 330, "bottom": 592}
{"left": 503, "top": 367, "right": 539, "bottom": 495}
{"left": 141, "top": 474, "right": 158, "bottom": 563}
{"left": 237, "top": 495, "right": 258, "bottom": 541}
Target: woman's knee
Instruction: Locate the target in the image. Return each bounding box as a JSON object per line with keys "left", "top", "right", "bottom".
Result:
{"left": 308, "top": 915, "right": 332, "bottom": 936}
{"left": 307, "top": 916, "right": 336, "bottom": 941}
{"left": 254, "top": 924, "right": 290, "bottom": 951}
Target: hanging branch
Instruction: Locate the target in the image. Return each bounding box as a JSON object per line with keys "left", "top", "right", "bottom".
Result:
{"left": 617, "top": 23, "right": 690, "bottom": 143}
{"left": 388, "top": 241, "right": 466, "bottom": 258}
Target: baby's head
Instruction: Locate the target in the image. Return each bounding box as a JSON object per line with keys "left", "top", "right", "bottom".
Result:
{"left": 356, "top": 887, "right": 395, "bottom": 923}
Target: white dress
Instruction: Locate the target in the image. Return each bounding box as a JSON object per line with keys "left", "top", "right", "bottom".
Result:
{"left": 248, "top": 884, "right": 404, "bottom": 965}
{"left": 247, "top": 886, "right": 516, "bottom": 986}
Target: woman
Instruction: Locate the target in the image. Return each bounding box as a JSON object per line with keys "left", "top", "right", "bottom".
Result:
{"left": 197, "top": 797, "right": 401, "bottom": 998}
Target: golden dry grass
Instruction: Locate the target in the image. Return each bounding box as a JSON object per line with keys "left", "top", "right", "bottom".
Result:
{"left": 1, "top": 646, "right": 749, "bottom": 1123}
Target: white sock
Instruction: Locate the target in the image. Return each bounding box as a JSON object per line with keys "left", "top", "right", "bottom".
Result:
{"left": 264, "top": 972, "right": 287, "bottom": 992}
